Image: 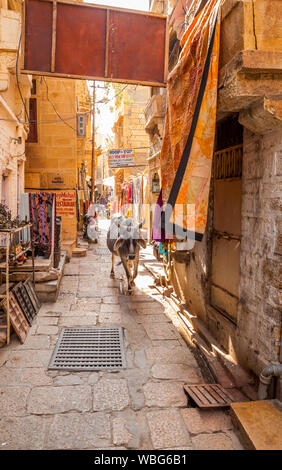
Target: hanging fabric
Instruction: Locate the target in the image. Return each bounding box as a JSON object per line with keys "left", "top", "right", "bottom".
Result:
{"left": 19, "top": 194, "right": 31, "bottom": 243}
{"left": 142, "top": 172, "right": 149, "bottom": 230}
{"left": 159, "top": 0, "right": 222, "bottom": 241}
{"left": 125, "top": 183, "right": 132, "bottom": 218}
{"left": 152, "top": 189, "right": 165, "bottom": 242}
{"left": 29, "top": 192, "right": 56, "bottom": 257}
{"left": 132, "top": 177, "right": 138, "bottom": 222}
{"left": 137, "top": 175, "right": 143, "bottom": 223}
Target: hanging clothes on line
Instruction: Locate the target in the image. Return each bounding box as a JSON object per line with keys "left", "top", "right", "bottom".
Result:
{"left": 132, "top": 176, "right": 143, "bottom": 224}
{"left": 19, "top": 193, "right": 31, "bottom": 243}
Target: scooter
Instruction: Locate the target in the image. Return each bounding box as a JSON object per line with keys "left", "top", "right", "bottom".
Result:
{"left": 83, "top": 215, "right": 99, "bottom": 243}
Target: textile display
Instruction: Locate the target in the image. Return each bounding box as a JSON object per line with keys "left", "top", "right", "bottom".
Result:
{"left": 152, "top": 189, "right": 165, "bottom": 242}
{"left": 120, "top": 175, "right": 146, "bottom": 224}
{"left": 113, "top": 201, "right": 117, "bottom": 214}
{"left": 159, "top": 0, "right": 222, "bottom": 241}
{"left": 29, "top": 192, "right": 56, "bottom": 257}
{"left": 132, "top": 176, "right": 143, "bottom": 224}
{"left": 126, "top": 183, "right": 132, "bottom": 218}
{"left": 120, "top": 182, "right": 133, "bottom": 218}
{"left": 19, "top": 194, "right": 31, "bottom": 243}
{"left": 132, "top": 178, "right": 138, "bottom": 222}
{"left": 159, "top": 242, "right": 168, "bottom": 263}
{"left": 142, "top": 170, "right": 149, "bottom": 230}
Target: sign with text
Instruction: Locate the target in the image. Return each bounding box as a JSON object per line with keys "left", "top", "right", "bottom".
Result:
{"left": 109, "top": 149, "right": 135, "bottom": 168}
{"left": 55, "top": 190, "right": 76, "bottom": 217}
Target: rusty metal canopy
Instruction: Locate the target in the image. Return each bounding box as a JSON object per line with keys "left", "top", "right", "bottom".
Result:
{"left": 23, "top": 0, "right": 168, "bottom": 87}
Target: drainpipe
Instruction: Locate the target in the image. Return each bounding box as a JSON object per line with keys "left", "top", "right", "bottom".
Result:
{"left": 258, "top": 320, "right": 282, "bottom": 400}
{"left": 258, "top": 363, "right": 282, "bottom": 400}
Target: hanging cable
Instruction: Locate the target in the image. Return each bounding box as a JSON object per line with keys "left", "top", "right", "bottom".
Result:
{"left": 0, "top": 83, "right": 130, "bottom": 125}
{"left": 15, "top": 0, "right": 29, "bottom": 124}
{"left": 43, "top": 77, "right": 77, "bottom": 131}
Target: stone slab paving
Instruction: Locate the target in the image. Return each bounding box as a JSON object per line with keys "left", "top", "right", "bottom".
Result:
{"left": 0, "top": 219, "right": 245, "bottom": 450}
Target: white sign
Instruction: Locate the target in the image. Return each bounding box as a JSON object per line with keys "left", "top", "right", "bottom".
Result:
{"left": 108, "top": 149, "right": 135, "bottom": 168}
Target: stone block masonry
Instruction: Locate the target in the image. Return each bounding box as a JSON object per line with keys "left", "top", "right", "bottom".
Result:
{"left": 236, "top": 128, "right": 282, "bottom": 384}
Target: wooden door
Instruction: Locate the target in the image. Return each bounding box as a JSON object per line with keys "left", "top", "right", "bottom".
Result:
{"left": 210, "top": 145, "right": 243, "bottom": 323}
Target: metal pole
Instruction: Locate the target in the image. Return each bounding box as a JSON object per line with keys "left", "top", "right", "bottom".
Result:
{"left": 91, "top": 81, "right": 96, "bottom": 203}
{"left": 6, "top": 233, "right": 10, "bottom": 345}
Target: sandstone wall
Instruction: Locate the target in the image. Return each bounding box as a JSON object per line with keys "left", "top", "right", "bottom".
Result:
{"left": 235, "top": 129, "right": 282, "bottom": 375}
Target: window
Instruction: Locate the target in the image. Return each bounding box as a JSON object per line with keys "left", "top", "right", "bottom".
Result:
{"left": 31, "top": 79, "right": 36, "bottom": 95}
{"left": 77, "top": 114, "right": 86, "bottom": 137}
{"left": 27, "top": 98, "right": 38, "bottom": 143}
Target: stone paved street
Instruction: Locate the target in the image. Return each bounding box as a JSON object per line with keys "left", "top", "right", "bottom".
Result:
{"left": 0, "top": 220, "right": 244, "bottom": 450}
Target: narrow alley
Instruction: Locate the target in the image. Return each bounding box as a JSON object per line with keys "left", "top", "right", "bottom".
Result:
{"left": 0, "top": 218, "right": 244, "bottom": 451}
{"left": 0, "top": 0, "right": 281, "bottom": 457}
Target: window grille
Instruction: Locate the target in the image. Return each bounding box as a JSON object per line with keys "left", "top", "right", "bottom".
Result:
{"left": 214, "top": 145, "right": 243, "bottom": 180}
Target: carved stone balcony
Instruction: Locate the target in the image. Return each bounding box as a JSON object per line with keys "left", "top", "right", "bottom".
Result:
{"left": 144, "top": 94, "right": 166, "bottom": 134}
{"left": 218, "top": 0, "right": 282, "bottom": 133}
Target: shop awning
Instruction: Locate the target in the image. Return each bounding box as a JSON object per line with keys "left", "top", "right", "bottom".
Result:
{"left": 103, "top": 176, "right": 115, "bottom": 187}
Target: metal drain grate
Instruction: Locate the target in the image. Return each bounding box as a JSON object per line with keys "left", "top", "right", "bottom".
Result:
{"left": 184, "top": 384, "right": 235, "bottom": 408}
{"left": 48, "top": 327, "right": 126, "bottom": 371}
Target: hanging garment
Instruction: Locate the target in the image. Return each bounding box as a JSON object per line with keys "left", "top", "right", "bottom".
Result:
{"left": 160, "top": 0, "right": 221, "bottom": 241}
{"left": 137, "top": 176, "right": 143, "bottom": 223}
{"left": 132, "top": 176, "right": 143, "bottom": 223}
{"left": 159, "top": 241, "right": 168, "bottom": 263}
{"left": 142, "top": 172, "right": 149, "bottom": 230}
{"left": 126, "top": 183, "right": 132, "bottom": 218}
{"left": 19, "top": 194, "right": 31, "bottom": 243}
{"left": 29, "top": 192, "right": 55, "bottom": 257}
{"left": 152, "top": 189, "right": 165, "bottom": 242}
{"left": 132, "top": 178, "right": 138, "bottom": 221}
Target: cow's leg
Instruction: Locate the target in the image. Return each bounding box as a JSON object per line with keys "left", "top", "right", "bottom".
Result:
{"left": 120, "top": 257, "right": 134, "bottom": 292}
{"left": 130, "top": 251, "right": 139, "bottom": 287}
{"left": 110, "top": 253, "right": 115, "bottom": 278}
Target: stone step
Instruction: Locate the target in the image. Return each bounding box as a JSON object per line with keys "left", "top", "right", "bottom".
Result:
{"left": 231, "top": 400, "right": 282, "bottom": 450}
{"left": 72, "top": 247, "right": 87, "bottom": 257}
{"left": 61, "top": 239, "right": 76, "bottom": 257}
{"left": 35, "top": 252, "right": 66, "bottom": 302}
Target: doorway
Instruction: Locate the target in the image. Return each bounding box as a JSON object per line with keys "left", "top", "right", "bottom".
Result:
{"left": 210, "top": 116, "right": 243, "bottom": 324}
{"left": 1, "top": 173, "right": 9, "bottom": 207}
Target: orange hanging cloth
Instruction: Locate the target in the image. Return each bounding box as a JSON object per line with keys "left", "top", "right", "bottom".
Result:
{"left": 160, "top": 0, "right": 222, "bottom": 241}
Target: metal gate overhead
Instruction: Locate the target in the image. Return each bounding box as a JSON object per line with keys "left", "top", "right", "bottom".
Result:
{"left": 22, "top": 0, "right": 168, "bottom": 87}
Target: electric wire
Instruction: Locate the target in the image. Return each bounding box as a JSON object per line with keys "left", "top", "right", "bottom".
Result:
{"left": 15, "top": 0, "right": 29, "bottom": 124}
{"left": 43, "top": 77, "right": 77, "bottom": 131}
{"left": 0, "top": 83, "right": 131, "bottom": 125}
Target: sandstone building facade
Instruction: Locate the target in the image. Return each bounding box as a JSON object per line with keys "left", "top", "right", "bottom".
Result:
{"left": 25, "top": 76, "right": 92, "bottom": 243}
{"left": 0, "top": 0, "right": 31, "bottom": 216}
{"left": 144, "top": 0, "right": 282, "bottom": 399}
{"left": 112, "top": 85, "right": 151, "bottom": 208}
